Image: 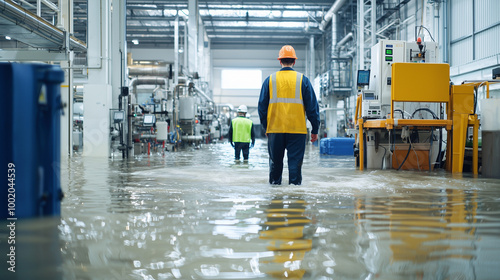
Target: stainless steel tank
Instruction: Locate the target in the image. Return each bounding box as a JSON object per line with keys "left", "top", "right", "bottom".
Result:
{"left": 178, "top": 96, "right": 196, "bottom": 120}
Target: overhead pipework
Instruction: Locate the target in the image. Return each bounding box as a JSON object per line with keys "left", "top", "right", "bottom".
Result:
{"left": 319, "top": 0, "right": 348, "bottom": 31}
{"left": 0, "top": 0, "right": 86, "bottom": 51}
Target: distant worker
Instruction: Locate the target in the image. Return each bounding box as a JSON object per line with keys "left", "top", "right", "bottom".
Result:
{"left": 258, "top": 45, "right": 320, "bottom": 185}
{"left": 229, "top": 105, "right": 255, "bottom": 161}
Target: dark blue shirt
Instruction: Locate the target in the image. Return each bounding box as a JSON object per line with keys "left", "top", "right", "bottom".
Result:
{"left": 258, "top": 67, "right": 320, "bottom": 134}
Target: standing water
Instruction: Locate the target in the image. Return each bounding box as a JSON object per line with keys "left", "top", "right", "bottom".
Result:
{"left": 2, "top": 139, "right": 500, "bottom": 280}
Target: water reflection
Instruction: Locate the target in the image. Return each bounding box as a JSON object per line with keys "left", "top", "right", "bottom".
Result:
{"left": 355, "top": 188, "right": 481, "bottom": 279}
{"left": 259, "top": 197, "right": 313, "bottom": 279}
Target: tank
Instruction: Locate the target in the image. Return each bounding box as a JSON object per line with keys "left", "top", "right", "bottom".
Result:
{"left": 480, "top": 98, "right": 500, "bottom": 178}
{"left": 156, "top": 121, "right": 169, "bottom": 141}
{"left": 179, "top": 96, "right": 196, "bottom": 120}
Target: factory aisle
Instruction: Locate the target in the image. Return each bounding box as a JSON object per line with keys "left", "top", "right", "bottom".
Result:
{"left": 4, "top": 139, "right": 500, "bottom": 279}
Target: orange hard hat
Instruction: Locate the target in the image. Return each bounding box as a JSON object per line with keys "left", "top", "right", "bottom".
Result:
{"left": 278, "top": 45, "right": 298, "bottom": 60}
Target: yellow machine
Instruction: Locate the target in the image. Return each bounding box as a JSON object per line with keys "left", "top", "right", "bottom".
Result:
{"left": 354, "top": 40, "right": 497, "bottom": 174}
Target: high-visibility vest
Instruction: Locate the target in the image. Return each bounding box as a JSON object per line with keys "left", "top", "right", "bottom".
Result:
{"left": 267, "top": 70, "right": 306, "bottom": 134}
{"left": 232, "top": 117, "right": 253, "bottom": 143}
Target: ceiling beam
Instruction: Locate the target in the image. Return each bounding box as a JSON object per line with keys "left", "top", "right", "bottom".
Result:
{"left": 127, "top": 15, "right": 321, "bottom": 23}
{"left": 128, "top": 5, "right": 330, "bottom": 12}
{"left": 126, "top": 0, "right": 333, "bottom": 4}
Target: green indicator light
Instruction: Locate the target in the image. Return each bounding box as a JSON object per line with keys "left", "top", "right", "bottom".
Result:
{"left": 386, "top": 49, "right": 393, "bottom": 55}
{"left": 385, "top": 56, "right": 393, "bottom": 61}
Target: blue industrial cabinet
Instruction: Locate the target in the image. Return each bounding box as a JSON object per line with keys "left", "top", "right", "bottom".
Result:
{"left": 320, "top": 137, "right": 355, "bottom": 156}
{"left": 1, "top": 63, "right": 65, "bottom": 218}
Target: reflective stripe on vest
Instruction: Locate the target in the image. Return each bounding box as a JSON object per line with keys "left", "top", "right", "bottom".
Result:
{"left": 270, "top": 72, "right": 303, "bottom": 105}
{"left": 232, "top": 117, "right": 253, "bottom": 143}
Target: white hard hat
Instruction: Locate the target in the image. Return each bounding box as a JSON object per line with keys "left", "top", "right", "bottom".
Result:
{"left": 237, "top": 105, "right": 248, "bottom": 113}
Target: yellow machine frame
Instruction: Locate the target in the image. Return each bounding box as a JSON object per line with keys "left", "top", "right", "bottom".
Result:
{"left": 355, "top": 63, "right": 494, "bottom": 174}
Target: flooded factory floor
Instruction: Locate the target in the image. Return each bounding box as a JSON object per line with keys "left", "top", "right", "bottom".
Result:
{"left": 3, "top": 139, "right": 500, "bottom": 280}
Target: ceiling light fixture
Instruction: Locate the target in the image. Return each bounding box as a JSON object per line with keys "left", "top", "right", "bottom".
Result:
{"left": 132, "top": 39, "right": 139, "bottom": 45}
{"left": 5, "top": 36, "right": 11, "bottom": 40}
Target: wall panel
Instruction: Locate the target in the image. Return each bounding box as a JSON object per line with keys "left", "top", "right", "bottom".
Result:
{"left": 475, "top": 25, "right": 500, "bottom": 60}
{"left": 451, "top": 37, "right": 473, "bottom": 66}
{"left": 450, "top": 0, "right": 473, "bottom": 40}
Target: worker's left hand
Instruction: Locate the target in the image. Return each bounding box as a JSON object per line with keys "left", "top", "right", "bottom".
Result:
{"left": 310, "top": 134, "right": 318, "bottom": 143}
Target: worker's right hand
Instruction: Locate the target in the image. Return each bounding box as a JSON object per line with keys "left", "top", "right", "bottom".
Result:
{"left": 310, "top": 134, "right": 318, "bottom": 143}
{"left": 230, "top": 142, "right": 234, "bottom": 147}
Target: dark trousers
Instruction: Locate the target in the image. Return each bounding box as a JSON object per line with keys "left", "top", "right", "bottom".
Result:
{"left": 267, "top": 133, "right": 306, "bottom": 185}
{"left": 234, "top": 142, "right": 250, "bottom": 160}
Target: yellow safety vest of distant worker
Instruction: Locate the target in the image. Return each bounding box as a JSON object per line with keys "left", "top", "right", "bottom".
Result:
{"left": 267, "top": 70, "right": 307, "bottom": 134}
{"left": 229, "top": 105, "right": 255, "bottom": 161}
{"left": 231, "top": 117, "right": 253, "bottom": 143}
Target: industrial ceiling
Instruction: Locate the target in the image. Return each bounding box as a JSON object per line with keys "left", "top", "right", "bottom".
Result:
{"left": 82, "top": 0, "right": 348, "bottom": 49}
{"left": 0, "top": 0, "right": 354, "bottom": 51}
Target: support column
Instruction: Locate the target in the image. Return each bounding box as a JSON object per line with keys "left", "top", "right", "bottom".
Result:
{"left": 174, "top": 16, "right": 179, "bottom": 85}
{"left": 59, "top": 0, "right": 73, "bottom": 158}
{"left": 83, "top": 0, "right": 112, "bottom": 157}
{"left": 358, "top": 0, "right": 365, "bottom": 70}
{"left": 371, "top": 0, "right": 376, "bottom": 46}
{"left": 442, "top": 0, "right": 449, "bottom": 63}
{"left": 111, "top": 0, "right": 127, "bottom": 110}
{"left": 309, "top": 36, "right": 315, "bottom": 79}
{"left": 188, "top": 0, "right": 198, "bottom": 73}
{"left": 183, "top": 18, "right": 188, "bottom": 71}
{"left": 198, "top": 15, "right": 205, "bottom": 77}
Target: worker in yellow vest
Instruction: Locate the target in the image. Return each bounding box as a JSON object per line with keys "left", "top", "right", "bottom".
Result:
{"left": 258, "top": 45, "right": 320, "bottom": 185}
{"left": 228, "top": 105, "right": 255, "bottom": 160}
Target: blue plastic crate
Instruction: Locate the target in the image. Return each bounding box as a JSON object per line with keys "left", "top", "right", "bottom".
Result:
{"left": 320, "top": 137, "right": 355, "bottom": 155}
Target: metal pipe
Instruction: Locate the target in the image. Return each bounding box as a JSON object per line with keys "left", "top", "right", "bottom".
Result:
{"left": 18, "top": 0, "right": 36, "bottom": 9}
{"left": 331, "top": 13, "right": 337, "bottom": 58}
{"left": 181, "top": 135, "right": 203, "bottom": 141}
{"left": 377, "top": 20, "right": 398, "bottom": 35}
{"left": 41, "top": 0, "right": 59, "bottom": 12}
{"left": 194, "top": 85, "right": 213, "bottom": 102}
{"left": 129, "top": 77, "right": 168, "bottom": 87}
{"left": 0, "top": 0, "right": 85, "bottom": 50}
{"left": 319, "top": 0, "right": 348, "bottom": 31}
{"left": 128, "top": 65, "right": 171, "bottom": 76}
{"left": 336, "top": 32, "right": 353, "bottom": 50}
{"left": 345, "top": 49, "right": 356, "bottom": 58}
{"left": 129, "top": 77, "right": 168, "bottom": 103}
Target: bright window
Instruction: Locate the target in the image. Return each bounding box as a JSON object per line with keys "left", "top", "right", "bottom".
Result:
{"left": 221, "top": 69, "right": 262, "bottom": 89}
